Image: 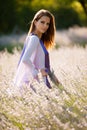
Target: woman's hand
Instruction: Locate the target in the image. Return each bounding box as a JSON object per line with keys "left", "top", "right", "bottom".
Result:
{"left": 40, "top": 68, "right": 48, "bottom": 77}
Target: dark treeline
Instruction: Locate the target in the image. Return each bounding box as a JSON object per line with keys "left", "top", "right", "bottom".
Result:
{"left": 0, "top": 0, "right": 87, "bottom": 34}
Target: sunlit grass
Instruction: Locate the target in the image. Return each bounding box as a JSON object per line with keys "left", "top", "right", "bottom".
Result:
{"left": 0, "top": 46, "right": 87, "bottom": 130}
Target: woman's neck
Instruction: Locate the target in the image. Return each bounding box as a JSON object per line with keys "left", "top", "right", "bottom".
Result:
{"left": 33, "top": 31, "right": 42, "bottom": 39}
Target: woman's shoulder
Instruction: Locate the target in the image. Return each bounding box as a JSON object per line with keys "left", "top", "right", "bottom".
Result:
{"left": 25, "top": 34, "right": 40, "bottom": 46}
{"left": 27, "top": 34, "right": 40, "bottom": 41}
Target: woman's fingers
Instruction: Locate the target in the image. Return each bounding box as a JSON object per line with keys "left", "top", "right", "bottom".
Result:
{"left": 40, "top": 68, "right": 48, "bottom": 76}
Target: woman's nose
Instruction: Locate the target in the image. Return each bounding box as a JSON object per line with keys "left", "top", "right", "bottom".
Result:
{"left": 44, "top": 24, "right": 48, "bottom": 29}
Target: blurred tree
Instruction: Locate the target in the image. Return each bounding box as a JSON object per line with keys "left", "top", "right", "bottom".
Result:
{"left": 55, "top": 0, "right": 87, "bottom": 27}
{"left": 15, "top": 0, "right": 33, "bottom": 32}
{"left": 30, "top": 0, "right": 58, "bottom": 10}
{"left": 58, "top": 0, "right": 87, "bottom": 17}
{"left": 55, "top": 7, "right": 81, "bottom": 29}
{"left": 0, "top": 0, "right": 87, "bottom": 33}
{"left": 0, "top": 0, "right": 17, "bottom": 33}
{"left": 78, "top": 0, "right": 87, "bottom": 16}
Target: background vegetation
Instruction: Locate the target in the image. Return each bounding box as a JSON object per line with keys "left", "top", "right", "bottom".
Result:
{"left": 0, "top": 46, "right": 87, "bottom": 130}
{"left": 0, "top": 0, "right": 87, "bottom": 34}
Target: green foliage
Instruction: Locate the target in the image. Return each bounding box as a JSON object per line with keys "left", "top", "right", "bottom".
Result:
{"left": 0, "top": 0, "right": 17, "bottom": 33}
{"left": 0, "top": 43, "right": 23, "bottom": 53}
{"left": 0, "top": 0, "right": 87, "bottom": 33}
{"left": 16, "top": 7, "right": 34, "bottom": 31}
{"left": 30, "top": 0, "right": 58, "bottom": 10}
{"left": 55, "top": 7, "right": 82, "bottom": 29}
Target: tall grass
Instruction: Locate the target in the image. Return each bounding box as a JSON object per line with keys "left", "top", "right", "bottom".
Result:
{"left": 0, "top": 43, "right": 23, "bottom": 53}
{"left": 0, "top": 46, "right": 87, "bottom": 130}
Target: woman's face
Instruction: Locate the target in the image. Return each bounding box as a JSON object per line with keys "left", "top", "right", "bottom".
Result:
{"left": 34, "top": 16, "right": 50, "bottom": 34}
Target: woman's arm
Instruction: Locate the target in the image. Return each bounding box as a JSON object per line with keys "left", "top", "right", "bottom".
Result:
{"left": 22, "top": 35, "right": 39, "bottom": 77}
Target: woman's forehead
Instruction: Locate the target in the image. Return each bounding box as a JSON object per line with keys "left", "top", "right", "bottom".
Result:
{"left": 39, "top": 16, "right": 50, "bottom": 21}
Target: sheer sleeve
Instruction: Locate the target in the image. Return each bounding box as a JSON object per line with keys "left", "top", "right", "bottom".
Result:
{"left": 22, "top": 35, "right": 39, "bottom": 77}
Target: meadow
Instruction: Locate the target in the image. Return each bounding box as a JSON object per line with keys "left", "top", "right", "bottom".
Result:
{"left": 0, "top": 28, "right": 87, "bottom": 130}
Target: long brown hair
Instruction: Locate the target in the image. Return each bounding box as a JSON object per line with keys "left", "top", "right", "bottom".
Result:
{"left": 28, "top": 9, "right": 56, "bottom": 49}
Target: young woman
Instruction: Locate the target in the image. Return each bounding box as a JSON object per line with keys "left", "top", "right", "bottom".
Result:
{"left": 14, "top": 9, "right": 58, "bottom": 89}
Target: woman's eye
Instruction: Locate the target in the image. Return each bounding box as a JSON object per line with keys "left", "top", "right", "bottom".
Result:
{"left": 41, "top": 21, "right": 45, "bottom": 24}
{"left": 40, "top": 21, "right": 50, "bottom": 26}
{"left": 47, "top": 23, "right": 50, "bottom": 26}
